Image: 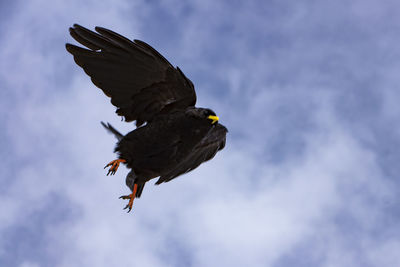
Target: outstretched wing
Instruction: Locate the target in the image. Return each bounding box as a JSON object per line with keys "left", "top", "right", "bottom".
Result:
{"left": 66, "top": 24, "right": 196, "bottom": 126}
{"left": 155, "top": 123, "right": 228, "bottom": 184}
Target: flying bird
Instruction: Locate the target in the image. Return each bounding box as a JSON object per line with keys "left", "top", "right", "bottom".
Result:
{"left": 66, "top": 24, "right": 227, "bottom": 212}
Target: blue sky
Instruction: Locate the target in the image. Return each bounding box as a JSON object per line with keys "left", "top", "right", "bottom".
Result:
{"left": 1, "top": 0, "right": 400, "bottom": 266}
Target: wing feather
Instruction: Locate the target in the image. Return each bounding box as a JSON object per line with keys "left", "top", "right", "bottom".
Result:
{"left": 155, "top": 124, "right": 228, "bottom": 184}
{"left": 66, "top": 24, "right": 196, "bottom": 126}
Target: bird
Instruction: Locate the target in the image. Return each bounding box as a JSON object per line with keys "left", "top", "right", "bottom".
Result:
{"left": 65, "top": 24, "right": 227, "bottom": 212}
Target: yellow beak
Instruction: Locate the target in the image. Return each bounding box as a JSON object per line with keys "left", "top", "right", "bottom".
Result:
{"left": 207, "top": 115, "right": 219, "bottom": 124}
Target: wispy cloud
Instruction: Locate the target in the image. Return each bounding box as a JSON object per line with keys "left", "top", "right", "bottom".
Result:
{"left": 1, "top": 0, "right": 399, "bottom": 266}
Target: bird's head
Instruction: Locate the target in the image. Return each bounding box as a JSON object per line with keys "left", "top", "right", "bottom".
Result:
{"left": 186, "top": 107, "right": 219, "bottom": 125}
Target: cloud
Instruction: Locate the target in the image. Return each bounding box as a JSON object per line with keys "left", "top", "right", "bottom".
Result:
{"left": 1, "top": 0, "right": 399, "bottom": 267}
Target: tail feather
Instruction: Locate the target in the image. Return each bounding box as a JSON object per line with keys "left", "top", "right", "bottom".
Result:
{"left": 101, "top": 121, "right": 123, "bottom": 141}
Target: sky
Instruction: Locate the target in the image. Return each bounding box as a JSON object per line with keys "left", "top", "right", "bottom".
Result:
{"left": 1, "top": 0, "right": 400, "bottom": 266}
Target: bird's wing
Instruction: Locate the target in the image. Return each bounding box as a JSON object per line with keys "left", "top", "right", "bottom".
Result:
{"left": 66, "top": 24, "right": 196, "bottom": 126}
{"left": 155, "top": 123, "right": 228, "bottom": 184}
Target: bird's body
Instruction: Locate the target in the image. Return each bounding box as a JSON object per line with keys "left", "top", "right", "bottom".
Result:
{"left": 66, "top": 24, "right": 227, "bottom": 212}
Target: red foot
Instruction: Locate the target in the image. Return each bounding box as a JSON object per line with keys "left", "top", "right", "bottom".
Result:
{"left": 119, "top": 184, "right": 138, "bottom": 213}
{"left": 104, "top": 159, "right": 126, "bottom": 175}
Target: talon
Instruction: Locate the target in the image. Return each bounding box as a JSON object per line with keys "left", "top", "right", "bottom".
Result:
{"left": 120, "top": 184, "right": 138, "bottom": 213}
{"left": 104, "top": 159, "right": 126, "bottom": 175}
{"left": 123, "top": 204, "right": 132, "bottom": 212}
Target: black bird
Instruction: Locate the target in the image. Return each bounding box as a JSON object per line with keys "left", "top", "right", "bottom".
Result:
{"left": 66, "top": 24, "right": 227, "bottom": 212}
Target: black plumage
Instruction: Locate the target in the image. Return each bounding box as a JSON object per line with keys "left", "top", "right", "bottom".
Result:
{"left": 66, "top": 24, "right": 227, "bottom": 211}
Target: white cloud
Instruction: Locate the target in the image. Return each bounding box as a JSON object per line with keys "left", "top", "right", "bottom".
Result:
{"left": 1, "top": 0, "right": 399, "bottom": 267}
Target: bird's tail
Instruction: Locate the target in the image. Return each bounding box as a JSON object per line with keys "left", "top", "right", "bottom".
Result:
{"left": 101, "top": 121, "right": 123, "bottom": 141}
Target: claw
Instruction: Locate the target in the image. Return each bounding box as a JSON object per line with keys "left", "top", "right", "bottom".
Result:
{"left": 119, "top": 184, "right": 138, "bottom": 213}
{"left": 104, "top": 159, "right": 126, "bottom": 176}
{"left": 123, "top": 203, "right": 132, "bottom": 212}
{"left": 120, "top": 193, "right": 135, "bottom": 213}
